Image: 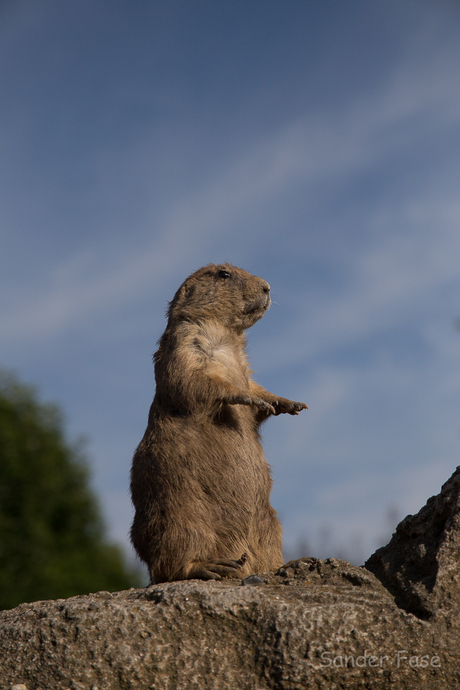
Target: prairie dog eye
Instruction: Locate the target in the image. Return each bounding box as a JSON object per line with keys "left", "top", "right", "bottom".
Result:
{"left": 218, "top": 269, "right": 231, "bottom": 279}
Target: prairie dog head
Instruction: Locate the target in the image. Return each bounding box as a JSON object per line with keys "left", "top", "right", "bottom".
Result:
{"left": 167, "top": 263, "right": 271, "bottom": 333}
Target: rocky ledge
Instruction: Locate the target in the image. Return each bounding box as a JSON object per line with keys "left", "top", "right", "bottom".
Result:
{"left": 2, "top": 467, "right": 460, "bottom": 690}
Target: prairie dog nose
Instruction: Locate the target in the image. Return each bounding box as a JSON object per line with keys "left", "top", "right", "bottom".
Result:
{"left": 261, "top": 280, "right": 270, "bottom": 293}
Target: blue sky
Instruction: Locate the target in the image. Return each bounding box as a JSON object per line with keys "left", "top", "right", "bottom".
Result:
{"left": 1, "top": 0, "right": 460, "bottom": 568}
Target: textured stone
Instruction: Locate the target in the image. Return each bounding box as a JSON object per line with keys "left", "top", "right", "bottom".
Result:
{"left": 2, "top": 467, "right": 460, "bottom": 689}
{"left": 366, "top": 466, "right": 460, "bottom": 619}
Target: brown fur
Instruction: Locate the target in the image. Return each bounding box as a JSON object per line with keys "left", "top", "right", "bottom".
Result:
{"left": 130, "top": 263, "right": 307, "bottom": 583}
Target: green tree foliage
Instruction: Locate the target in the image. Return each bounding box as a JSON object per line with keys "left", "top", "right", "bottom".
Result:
{"left": 0, "top": 371, "right": 142, "bottom": 610}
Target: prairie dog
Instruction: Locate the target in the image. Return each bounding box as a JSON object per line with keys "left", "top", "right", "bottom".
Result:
{"left": 130, "top": 263, "right": 307, "bottom": 583}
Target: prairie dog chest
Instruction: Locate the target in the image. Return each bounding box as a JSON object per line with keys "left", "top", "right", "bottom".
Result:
{"left": 181, "top": 321, "right": 250, "bottom": 386}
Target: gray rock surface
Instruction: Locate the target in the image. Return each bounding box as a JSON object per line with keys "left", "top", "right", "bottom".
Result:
{"left": 366, "top": 466, "right": 460, "bottom": 620}
{"left": 2, "top": 467, "right": 460, "bottom": 689}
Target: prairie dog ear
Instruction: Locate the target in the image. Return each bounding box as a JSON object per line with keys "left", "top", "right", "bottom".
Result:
{"left": 171, "top": 281, "right": 195, "bottom": 309}
{"left": 182, "top": 282, "right": 195, "bottom": 300}
{"left": 166, "top": 280, "right": 198, "bottom": 325}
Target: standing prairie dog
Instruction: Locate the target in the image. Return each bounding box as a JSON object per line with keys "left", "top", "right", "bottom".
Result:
{"left": 130, "top": 263, "right": 307, "bottom": 583}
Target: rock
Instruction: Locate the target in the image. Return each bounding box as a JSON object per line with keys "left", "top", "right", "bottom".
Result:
{"left": 2, "top": 467, "right": 460, "bottom": 689}
{"left": 241, "top": 574, "right": 265, "bottom": 586}
{"left": 366, "top": 466, "right": 460, "bottom": 620}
